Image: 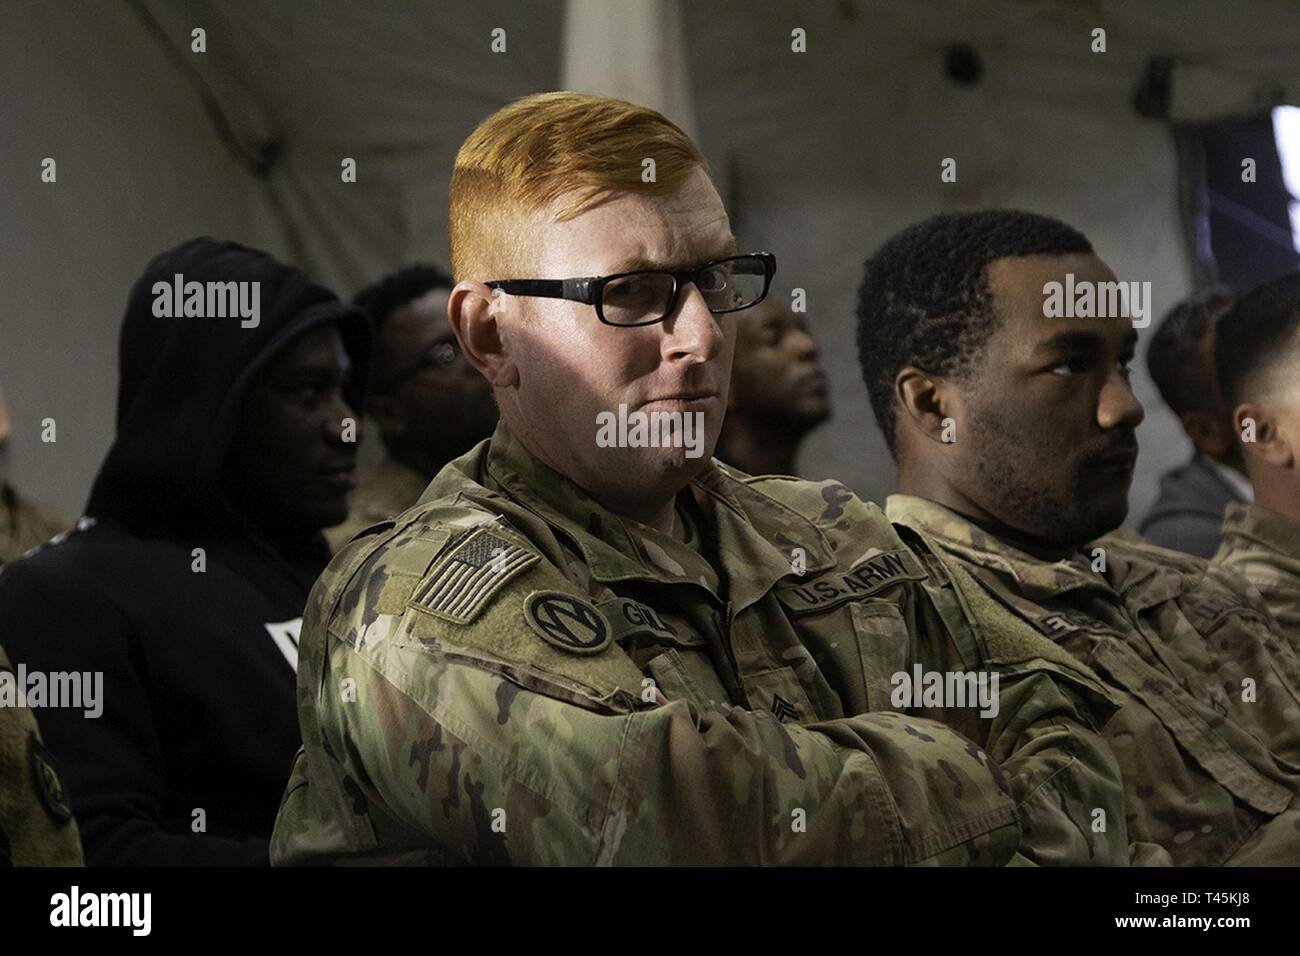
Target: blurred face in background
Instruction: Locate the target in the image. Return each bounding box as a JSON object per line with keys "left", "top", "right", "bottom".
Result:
{"left": 223, "top": 325, "right": 359, "bottom": 537}
{"left": 728, "top": 296, "right": 830, "bottom": 430}
{"left": 369, "top": 287, "right": 497, "bottom": 478}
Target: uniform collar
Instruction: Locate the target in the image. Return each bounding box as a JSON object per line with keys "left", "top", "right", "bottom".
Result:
{"left": 885, "top": 494, "right": 1111, "bottom": 603}
{"left": 691, "top": 458, "right": 837, "bottom": 612}
{"left": 481, "top": 422, "right": 835, "bottom": 609}
{"left": 1221, "top": 501, "right": 1300, "bottom": 560}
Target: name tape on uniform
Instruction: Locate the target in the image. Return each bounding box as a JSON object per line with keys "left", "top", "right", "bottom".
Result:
{"left": 1031, "top": 611, "right": 1090, "bottom": 640}
{"left": 596, "top": 596, "right": 684, "bottom": 646}
{"left": 776, "top": 548, "right": 927, "bottom": 614}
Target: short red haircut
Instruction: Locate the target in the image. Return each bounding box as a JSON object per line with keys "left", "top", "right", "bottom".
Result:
{"left": 449, "top": 91, "right": 708, "bottom": 282}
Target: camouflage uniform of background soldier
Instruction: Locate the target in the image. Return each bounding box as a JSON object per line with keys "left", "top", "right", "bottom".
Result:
{"left": 1211, "top": 273, "right": 1300, "bottom": 652}
{"left": 890, "top": 496, "right": 1300, "bottom": 866}
{"left": 1216, "top": 503, "right": 1300, "bottom": 638}
{"left": 0, "top": 491, "right": 66, "bottom": 568}
{"left": 853, "top": 208, "right": 1300, "bottom": 865}
{"left": 0, "top": 641, "right": 83, "bottom": 865}
{"left": 272, "top": 92, "right": 1128, "bottom": 866}
{"left": 0, "top": 386, "right": 80, "bottom": 864}
{"left": 0, "top": 384, "right": 69, "bottom": 568}
{"left": 325, "top": 454, "right": 428, "bottom": 553}
{"left": 1104, "top": 525, "right": 1300, "bottom": 765}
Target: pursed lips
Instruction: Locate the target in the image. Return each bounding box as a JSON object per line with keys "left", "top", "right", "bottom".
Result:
{"left": 638, "top": 392, "right": 719, "bottom": 415}
{"left": 319, "top": 457, "right": 358, "bottom": 484}
{"left": 638, "top": 376, "right": 720, "bottom": 403}
{"left": 799, "top": 368, "right": 828, "bottom": 391}
{"left": 643, "top": 391, "right": 717, "bottom": 403}
{"left": 1089, "top": 446, "right": 1138, "bottom": 470}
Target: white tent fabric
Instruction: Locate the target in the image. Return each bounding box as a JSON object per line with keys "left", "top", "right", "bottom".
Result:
{"left": 1, "top": 1, "right": 292, "bottom": 516}
{"left": 562, "top": 0, "right": 698, "bottom": 139}
{"left": 4, "top": 0, "right": 1300, "bottom": 524}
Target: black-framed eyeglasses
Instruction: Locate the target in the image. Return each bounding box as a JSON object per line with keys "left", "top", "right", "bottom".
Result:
{"left": 373, "top": 333, "right": 461, "bottom": 394}
{"left": 485, "top": 252, "right": 776, "bottom": 327}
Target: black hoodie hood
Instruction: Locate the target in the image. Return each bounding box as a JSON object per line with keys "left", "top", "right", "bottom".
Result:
{"left": 86, "top": 237, "right": 370, "bottom": 538}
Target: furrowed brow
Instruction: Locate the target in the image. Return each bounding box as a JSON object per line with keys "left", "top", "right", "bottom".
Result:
{"left": 603, "top": 255, "right": 663, "bottom": 274}
{"left": 606, "top": 240, "right": 740, "bottom": 275}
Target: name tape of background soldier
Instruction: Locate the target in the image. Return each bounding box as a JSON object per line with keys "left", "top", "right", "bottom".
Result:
{"left": 409, "top": 528, "right": 539, "bottom": 624}
{"left": 525, "top": 591, "right": 612, "bottom": 655}
{"left": 1031, "top": 611, "right": 1092, "bottom": 640}
{"left": 776, "top": 547, "right": 928, "bottom": 614}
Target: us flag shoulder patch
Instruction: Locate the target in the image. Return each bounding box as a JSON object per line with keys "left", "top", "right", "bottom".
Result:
{"left": 409, "top": 527, "right": 539, "bottom": 624}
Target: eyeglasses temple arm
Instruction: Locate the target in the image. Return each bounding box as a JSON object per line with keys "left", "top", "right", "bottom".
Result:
{"left": 562, "top": 278, "right": 597, "bottom": 305}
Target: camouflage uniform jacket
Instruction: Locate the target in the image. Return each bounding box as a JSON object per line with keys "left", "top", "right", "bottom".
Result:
{"left": 0, "top": 490, "right": 82, "bottom": 865}
{"left": 271, "top": 425, "right": 1127, "bottom": 866}
{"left": 1215, "top": 502, "right": 1300, "bottom": 641}
{"left": 0, "top": 641, "right": 83, "bottom": 865}
{"left": 0, "top": 486, "right": 67, "bottom": 568}
{"left": 888, "top": 494, "right": 1300, "bottom": 865}
{"left": 1099, "top": 525, "right": 1300, "bottom": 767}
{"left": 325, "top": 453, "right": 429, "bottom": 552}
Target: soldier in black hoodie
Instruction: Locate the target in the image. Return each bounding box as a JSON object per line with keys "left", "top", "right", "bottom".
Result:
{"left": 0, "top": 238, "right": 369, "bottom": 865}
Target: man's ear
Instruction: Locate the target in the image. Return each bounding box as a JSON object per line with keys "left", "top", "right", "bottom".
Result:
{"left": 1235, "top": 402, "right": 1293, "bottom": 468}
{"left": 895, "top": 366, "right": 953, "bottom": 445}
{"left": 448, "top": 281, "right": 517, "bottom": 388}
{"left": 1182, "top": 409, "right": 1233, "bottom": 459}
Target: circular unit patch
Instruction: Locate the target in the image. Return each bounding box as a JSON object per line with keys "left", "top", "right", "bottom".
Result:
{"left": 524, "top": 591, "right": 611, "bottom": 656}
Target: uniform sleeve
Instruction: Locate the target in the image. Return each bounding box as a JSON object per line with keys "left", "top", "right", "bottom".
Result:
{"left": 931, "top": 556, "right": 1130, "bottom": 866}
{"left": 0, "top": 562, "right": 268, "bottom": 865}
{"left": 0, "top": 643, "right": 84, "bottom": 865}
{"left": 280, "top": 634, "right": 1022, "bottom": 866}
{"left": 974, "top": 666, "right": 1129, "bottom": 865}
{"left": 749, "top": 480, "right": 1130, "bottom": 865}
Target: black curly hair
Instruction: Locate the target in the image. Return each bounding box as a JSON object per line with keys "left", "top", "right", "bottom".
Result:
{"left": 1145, "top": 286, "right": 1236, "bottom": 416}
{"left": 1215, "top": 271, "right": 1300, "bottom": 407}
{"left": 353, "top": 263, "right": 454, "bottom": 331}
{"left": 856, "top": 209, "right": 1093, "bottom": 457}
